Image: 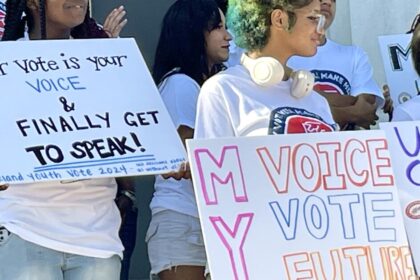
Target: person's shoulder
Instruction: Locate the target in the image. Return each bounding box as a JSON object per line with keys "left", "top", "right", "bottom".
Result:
{"left": 205, "top": 65, "right": 246, "bottom": 85}
{"left": 400, "top": 95, "right": 420, "bottom": 112}
{"left": 393, "top": 96, "right": 420, "bottom": 121}
{"left": 201, "top": 65, "right": 248, "bottom": 95}
{"left": 326, "top": 39, "right": 367, "bottom": 62}
{"left": 165, "top": 73, "right": 197, "bottom": 84}
{"left": 326, "top": 39, "right": 359, "bottom": 52}
{"left": 163, "top": 73, "right": 200, "bottom": 89}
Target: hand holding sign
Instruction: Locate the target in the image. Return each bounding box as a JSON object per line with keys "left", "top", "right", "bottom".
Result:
{"left": 161, "top": 161, "right": 191, "bottom": 180}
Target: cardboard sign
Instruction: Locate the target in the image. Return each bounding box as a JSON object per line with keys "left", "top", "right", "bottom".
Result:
{"left": 187, "top": 131, "right": 414, "bottom": 279}
{"left": 381, "top": 121, "right": 420, "bottom": 272}
{"left": 0, "top": 38, "right": 185, "bottom": 184}
{"left": 378, "top": 33, "right": 420, "bottom": 105}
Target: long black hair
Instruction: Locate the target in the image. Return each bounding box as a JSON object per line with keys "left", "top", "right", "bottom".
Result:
{"left": 2, "top": 0, "right": 108, "bottom": 41}
{"left": 153, "top": 0, "right": 223, "bottom": 86}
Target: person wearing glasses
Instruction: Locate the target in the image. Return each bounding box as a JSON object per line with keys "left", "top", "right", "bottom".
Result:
{"left": 195, "top": 0, "right": 337, "bottom": 139}
{"left": 287, "top": 0, "right": 384, "bottom": 130}
{"left": 193, "top": 1, "right": 337, "bottom": 278}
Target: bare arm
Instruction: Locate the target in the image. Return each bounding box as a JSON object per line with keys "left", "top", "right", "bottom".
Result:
{"left": 115, "top": 176, "right": 136, "bottom": 222}
{"left": 317, "top": 91, "right": 378, "bottom": 129}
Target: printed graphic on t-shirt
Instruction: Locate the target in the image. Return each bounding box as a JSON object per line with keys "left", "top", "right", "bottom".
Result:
{"left": 312, "top": 70, "right": 351, "bottom": 95}
{"left": 0, "top": 2, "right": 5, "bottom": 39}
{"left": 268, "top": 107, "right": 334, "bottom": 135}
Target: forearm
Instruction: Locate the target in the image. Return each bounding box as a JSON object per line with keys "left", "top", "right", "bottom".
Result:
{"left": 329, "top": 106, "right": 359, "bottom": 127}
{"left": 316, "top": 91, "right": 356, "bottom": 107}
{"left": 357, "top": 93, "right": 377, "bottom": 105}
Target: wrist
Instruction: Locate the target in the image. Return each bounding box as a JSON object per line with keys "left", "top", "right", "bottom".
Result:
{"left": 118, "top": 190, "right": 136, "bottom": 204}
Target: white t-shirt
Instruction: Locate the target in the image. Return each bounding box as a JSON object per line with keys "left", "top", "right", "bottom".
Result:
{"left": 150, "top": 73, "right": 200, "bottom": 217}
{"left": 287, "top": 39, "right": 383, "bottom": 106}
{"left": 393, "top": 95, "right": 420, "bottom": 121}
{"left": 0, "top": 178, "right": 123, "bottom": 258}
{"left": 194, "top": 65, "right": 338, "bottom": 139}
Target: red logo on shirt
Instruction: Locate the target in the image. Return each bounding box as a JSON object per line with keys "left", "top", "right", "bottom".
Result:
{"left": 312, "top": 70, "right": 351, "bottom": 96}
{"left": 314, "top": 83, "right": 341, "bottom": 95}
{"left": 269, "top": 107, "right": 335, "bottom": 135}
{"left": 286, "top": 116, "right": 335, "bottom": 134}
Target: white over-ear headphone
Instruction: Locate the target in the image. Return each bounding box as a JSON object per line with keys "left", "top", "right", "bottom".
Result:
{"left": 240, "top": 53, "right": 315, "bottom": 99}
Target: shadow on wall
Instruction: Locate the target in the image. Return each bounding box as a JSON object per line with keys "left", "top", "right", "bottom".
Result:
{"left": 92, "top": 0, "right": 176, "bottom": 70}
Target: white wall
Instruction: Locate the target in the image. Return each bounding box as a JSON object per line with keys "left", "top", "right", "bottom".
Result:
{"left": 328, "top": 0, "right": 420, "bottom": 86}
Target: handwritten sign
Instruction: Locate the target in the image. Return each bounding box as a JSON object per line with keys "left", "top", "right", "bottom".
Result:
{"left": 187, "top": 131, "right": 414, "bottom": 279}
{"left": 378, "top": 33, "right": 420, "bottom": 105}
{"left": 0, "top": 38, "right": 186, "bottom": 184}
{"left": 381, "top": 121, "right": 420, "bottom": 272}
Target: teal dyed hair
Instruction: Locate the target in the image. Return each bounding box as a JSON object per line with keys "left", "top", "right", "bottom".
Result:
{"left": 227, "top": 0, "right": 314, "bottom": 51}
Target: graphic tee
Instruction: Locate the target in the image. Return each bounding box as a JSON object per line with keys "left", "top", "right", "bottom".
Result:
{"left": 194, "top": 64, "right": 338, "bottom": 139}
{"left": 288, "top": 39, "right": 383, "bottom": 103}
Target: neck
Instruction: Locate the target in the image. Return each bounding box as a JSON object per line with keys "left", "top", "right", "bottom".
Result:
{"left": 207, "top": 58, "right": 216, "bottom": 75}
{"left": 29, "top": 19, "right": 72, "bottom": 40}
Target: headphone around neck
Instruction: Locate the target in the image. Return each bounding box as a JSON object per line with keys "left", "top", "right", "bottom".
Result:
{"left": 240, "top": 54, "right": 315, "bottom": 99}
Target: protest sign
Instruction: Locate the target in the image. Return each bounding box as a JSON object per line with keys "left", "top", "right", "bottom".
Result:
{"left": 378, "top": 33, "right": 420, "bottom": 105}
{"left": 381, "top": 121, "right": 420, "bottom": 272}
{"left": 187, "top": 131, "right": 414, "bottom": 279}
{"left": 0, "top": 38, "right": 186, "bottom": 184}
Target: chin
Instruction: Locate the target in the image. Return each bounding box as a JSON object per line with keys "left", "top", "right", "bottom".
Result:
{"left": 299, "top": 48, "right": 317, "bottom": 57}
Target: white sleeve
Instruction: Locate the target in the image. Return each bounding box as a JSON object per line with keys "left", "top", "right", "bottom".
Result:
{"left": 392, "top": 105, "right": 413, "bottom": 122}
{"left": 351, "top": 47, "right": 384, "bottom": 107}
{"left": 194, "top": 80, "right": 235, "bottom": 139}
{"left": 160, "top": 74, "right": 200, "bottom": 129}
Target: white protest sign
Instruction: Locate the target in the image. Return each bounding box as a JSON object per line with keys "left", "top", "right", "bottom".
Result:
{"left": 378, "top": 33, "right": 420, "bottom": 105}
{"left": 380, "top": 121, "right": 420, "bottom": 272}
{"left": 0, "top": 38, "right": 186, "bottom": 184}
{"left": 187, "top": 131, "right": 414, "bottom": 279}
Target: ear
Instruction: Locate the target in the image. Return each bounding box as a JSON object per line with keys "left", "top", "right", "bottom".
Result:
{"left": 271, "top": 9, "right": 289, "bottom": 31}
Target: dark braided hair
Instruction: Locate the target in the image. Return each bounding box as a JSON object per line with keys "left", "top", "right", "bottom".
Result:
{"left": 39, "top": 0, "right": 46, "bottom": 39}
{"left": 2, "top": 0, "right": 109, "bottom": 41}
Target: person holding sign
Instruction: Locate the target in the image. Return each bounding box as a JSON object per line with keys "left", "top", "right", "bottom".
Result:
{"left": 194, "top": 0, "right": 337, "bottom": 140}
{"left": 194, "top": 2, "right": 337, "bottom": 279}
{"left": 0, "top": 1, "right": 129, "bottom": 279}
{"left": 146, "top": 1, "right": 231, "bottom": 280}
{"left": 287, "top": 0, "right": 385, "bottom": 130}
{"left": 393, "top": 16, "right": 420, "bottom": 121}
